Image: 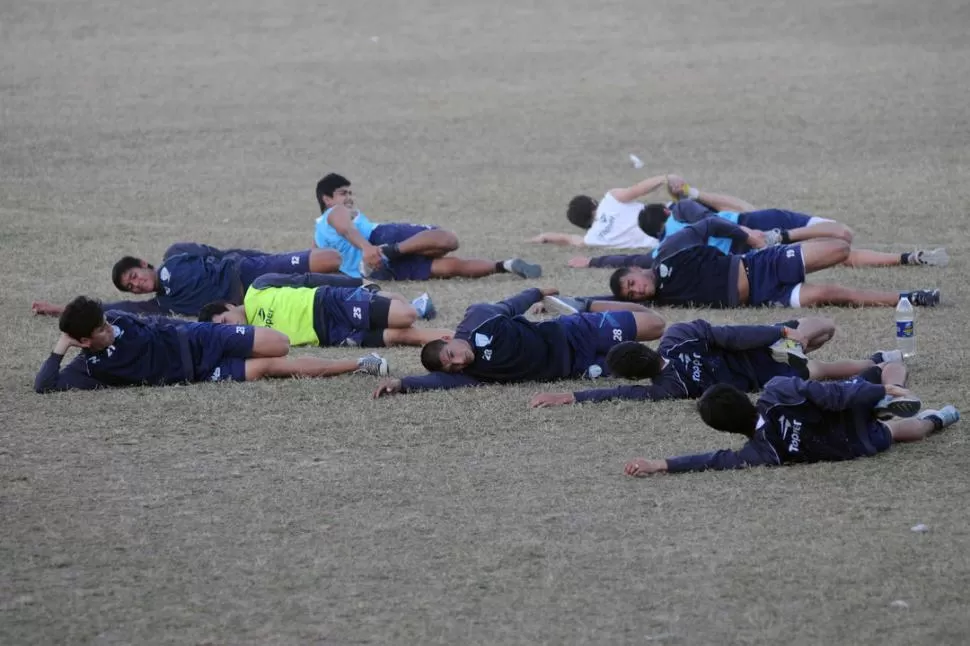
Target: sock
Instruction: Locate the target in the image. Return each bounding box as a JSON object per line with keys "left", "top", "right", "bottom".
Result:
{"left": 382, "top": 243, "right": 403, "bottom": 261}
{"left": 925, "top": 414, "right": 944, "bottom": 431}
{"left": 496, "top": 260, "right": 513, "bottom": 273}
{"left": 870, "top": 351, "right": 887, "bottom": 364}
{"left": 780, "top": 230, "right": 792, "bottom": 244}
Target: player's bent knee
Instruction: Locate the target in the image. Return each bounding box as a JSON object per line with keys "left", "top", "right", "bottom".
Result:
{"left": 838, "top": 225, "right": 855, "bottom": 243}
{"left": 438, "top": 230, "right": 460, "bottom": 252}
{"left": 251, "top": 328, "right": 290, "bottom": 358}
{"left": 387, "top": 302, "right": 418, "bottom": 327}
{"left": 309, "top": 249, "right": 341, "bottom": 272}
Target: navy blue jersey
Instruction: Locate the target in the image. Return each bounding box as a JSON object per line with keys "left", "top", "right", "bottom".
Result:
{"left": 35, "top": 312, "right": 195, "bottom": 391}
{"left": 573, "top": 320, "right": 785, "bottom": 403}
{"left": 665, "top": 377, "right": 890, "bottom": 472}
{"left": 400, "top": 289, "right": 575, "bottom": 392}
{"left": 650, "top": 219, "right": 747, "bottom": 308}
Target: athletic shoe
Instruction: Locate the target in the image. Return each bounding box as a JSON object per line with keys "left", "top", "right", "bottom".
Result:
{"left": 355, "top": 353, "right": 389, "bottom": 377}
{"left": 412, "top": 292, "right": 437, "bottom": 320}
{"left": 918, "top": 405, "right": 960, "bottom": 431}
{"left": 763, "top": 229, "right": 785, "bottom": 247}
{"left": 507, "top": 258, "right": 543, "bottom": 279}
{"left": 910, "top": 248, "right": 949, "bottom": 267}
{"left": 541, "top": 295, "right": 585, "bottom": 316}
{"left": 907, "top": 289, "right": 941, "bottom": 307}
{"left": 869, "top": 349, "right": 904, "bottom": 364}
{"left": 362, "top": 281, "right": 382, "bottom": 293}
{"left": 874, "top": 394, "right": 922, "bottom": 420}
{"left": 768, "top": 338, "right": 809, "bottom": 378}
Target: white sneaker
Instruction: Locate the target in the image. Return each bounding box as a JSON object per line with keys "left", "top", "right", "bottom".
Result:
{"left": 541, "top": 295, "right": 584, "bottom": 316}
{"left": 355, "top": 353, "right": 389, "bottom": 377}
{"left": 911, "top": 248, "right": 949, "bottom": 267}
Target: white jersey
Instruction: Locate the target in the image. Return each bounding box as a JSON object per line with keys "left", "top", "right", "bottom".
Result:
{"left": 583, "top": 192, "right": 658, "bottom": 248}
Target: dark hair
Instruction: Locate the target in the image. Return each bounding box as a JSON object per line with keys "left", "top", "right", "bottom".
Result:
{"left": 638, "top": 203, "right": 670, "bottom": 238}
{"left": 111, "top": 256, "right": 146, "bottom": 292}
{"left": 59, "top": 296, "right": 105, "bottom": 340}
{"left": 420, "top": 339, "right": 447, "bottom": 372}
{"left": 606, "top": 342, "right": 664, "bottom": 380}
{"left": 566, "top": 195, "right": 597, "bottom": 230}
{"left": 609, "top": 267, "right": 633, "bottom": 299}
{"left": 198, "top": 301, "right": 232, "bottom": 322}
{"left": 316, "top": 173, "right": 351, "bottom": 212}
{"left": 697, "top": 384, "right": 759, "bottom": 436}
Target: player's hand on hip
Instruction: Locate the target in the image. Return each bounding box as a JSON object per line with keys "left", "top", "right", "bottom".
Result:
{"left": 529, "top": 392, "right": 575, "bottom": 408}
{"left": 567, "top": 256, "right": 591, "bottom": 268}
{"left": 373, "top": 378, "right": 402, "bottom": 398}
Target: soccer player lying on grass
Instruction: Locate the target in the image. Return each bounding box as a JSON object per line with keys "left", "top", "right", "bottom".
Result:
{"left": 32, "top": 242, "right": 351, "bottom": 318}
{"left": 34, "top": 296, "right": 388, "bottom": 394}
{"left": 623, "top": 368, "right": 960, "bottom": 476}
{"left": 607, "top": 218, "right": 941, "bottom": 308}
{"left": 314, "top": 173, "right": 542, "bottom": 281}
{"left": 371, "top": 288, "right": 666, "bottom": 397}
{"left": 558, "top": 173, "right": 947, "bottom": 269}
{"left": 198, "top": 274, "right": 451, "bottom": 349}
{"left": 529, "top": 317, "right": 898, "bottom": 408}
{"left": 528, "top": 174, "right": 669, "bottom": 249}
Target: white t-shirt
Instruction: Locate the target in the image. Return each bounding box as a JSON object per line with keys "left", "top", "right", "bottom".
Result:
{"left": 583, "top": 192, "right": 659, "bottom": 248}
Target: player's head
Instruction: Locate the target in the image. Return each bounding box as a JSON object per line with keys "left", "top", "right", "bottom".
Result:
{"left": 59, "top": 296, "right": 115, "bottom": 350}
{"left": 609, "top": 267, "right": 656, "bottom": 301}
{"left": 566, "top": 195, "right": 598, "bottom": 230}
{"left": 198, "top": 301, "right": 246, "bottom": 325}
{"left": 421, "top": 338, "right": 474, "bottom": 373}
{"left": 605, "top": 342, "right": 663, "bottom": 380}
{"left": 316, "top": 173, "right": 353, "bottom": 212}
{"left": 112, "top": 257, "right": 157, "bottom": 293}
{"left": 697, "top": 384, "right": 758, "bottom": 437}
{"left": 637, "top": 203, "right": 671, "bottom": 238}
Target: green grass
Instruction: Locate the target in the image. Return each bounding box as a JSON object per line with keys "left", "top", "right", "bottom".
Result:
{"left": 2, "top": 0, "right": 970, "bottom": 643}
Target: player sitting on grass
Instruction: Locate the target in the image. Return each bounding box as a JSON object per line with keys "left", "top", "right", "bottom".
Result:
{"left": 198, "top": 274, "right": 450, "bottom": 349}
{"left": 607, "top": 218, "right": 940, "bottom": 308}
{"left": 529, "top": 317, "right": 899, "bottom": 407}
{"left": 314, "top": 173, "right": 542, "bottom": 281}
{"left": 34, "top": 296, "right": 388, "bottom": 393}
{"left": 32, "top": 242, "right": 350, "bottom": 318}
{"left": 371, "top": 288, "right": 666, "bottom": 397}
{"left": 623, "top": 366, "right": 959, "bottom": 476}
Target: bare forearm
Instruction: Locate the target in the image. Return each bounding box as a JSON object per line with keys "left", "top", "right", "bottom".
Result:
{"left": 697, "top": 191, "right": 756, "bottom": 213}
{"left": 329, "top": 209, "right": 373, "bottom": 250}
{"left": 531, "top": 232, "right": 586, "bottom": 246}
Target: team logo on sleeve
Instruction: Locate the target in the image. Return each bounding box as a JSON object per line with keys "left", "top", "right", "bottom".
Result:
{"left": 474, "top": 333, "right": 492, "bottom": 348}
{"left": 658, "top": 263, "right": 672, "bottom": 278}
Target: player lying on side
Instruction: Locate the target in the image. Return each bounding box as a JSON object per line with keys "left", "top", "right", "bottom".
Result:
{"left": 198, "top": 274, "right": 450, "bottom": 348}
{"left": 371, "top": 288, "right": 666, "bottom": 397}
{"left": 314, "top": 173, "right": 542, "bottom": 281}
{"left": 529, "top": 317, "right": 897, "bottom": 408}
{"left": 607, "top": 218, "right": 940, "bottom": 308}
{"left": 34, "top": 296, "right": 388, "bottom": 394}
{"left": 32, "top": 242, "right": 352, "bottom": 318}
{"left": 624, "top": 370, "right": 959, "bottom": 476}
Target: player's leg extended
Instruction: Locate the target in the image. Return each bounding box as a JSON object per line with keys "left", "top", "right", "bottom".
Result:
{"left": 429, "top": 256, "right": 542, "bottom": 279}
{"left": 807, "top": 359, "right": 876, "bottom": 380}
{"left": 245, "top": 356, "right": 362, "bottom": 380}
{"left": 843, "top": 248, "right": 950, "bottom": 268}
{"left": 888, "top": 406, "right": 960, "bottom": 442}
{"left": 797, "top": 283, "right": 906, "bottom": 307}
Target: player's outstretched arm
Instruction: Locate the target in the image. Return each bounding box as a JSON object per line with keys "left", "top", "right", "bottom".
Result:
{"left": 374, "top": 373, "right": 483, "bottom": 398}
{"left": 611, "top": 175, "right": 667, "bottom": 203}
{"left": 667, "top": 175, "right": 757, "bottom": 212}
{"left": 529, "top": 232, "right": 586, "bottom": 246}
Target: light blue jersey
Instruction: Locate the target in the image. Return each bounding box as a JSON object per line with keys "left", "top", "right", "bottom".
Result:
{"left": 314, "top": 209, "right": 379, "bottom": 277}
{"left": 652, "top": 210, "right": 741, "bottom": 257}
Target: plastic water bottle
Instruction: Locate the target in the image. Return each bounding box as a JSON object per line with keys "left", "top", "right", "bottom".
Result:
{"left": 895, "top": 296, "right": 916, "bottom": 357}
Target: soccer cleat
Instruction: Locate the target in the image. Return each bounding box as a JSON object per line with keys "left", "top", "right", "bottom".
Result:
{"left": 763, "top": 229, "right": 785, "bottom": 247}
{"left": 910, "top": 248, "right": 949, "bottom": 267}
{"left": 906, "top": 289, "right": 941, "bottom": 307}
{"left": 869, "top": 349, "right": 904, "bottom": 364}
{"left": 508, "top": 258, "right": 543, "bottom": 279}
{"left": 874, "top": 394, "right": 922, "bottom": 420}
{"left": 412, "top": 292, "right": 437, "bottom": 320}
{"left": 541, "top": 295, "right": 585, "bottom": 316}
{"left": 768, "top": 338, "right": 809, "bottom": 378}
{"left": 917, "top": 405, "right": 960, "bottom": 431}
{"left": 355, "top": 352, "right": 389, "bottom": 377}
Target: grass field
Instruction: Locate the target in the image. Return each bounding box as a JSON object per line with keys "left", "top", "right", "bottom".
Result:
{"left": 3, "top": 0, "right": 970, "bottom": 643}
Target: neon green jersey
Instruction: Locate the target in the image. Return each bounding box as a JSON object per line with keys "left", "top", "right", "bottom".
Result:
{"left": 243, "top": 286, "right": 319, "bottom": 346}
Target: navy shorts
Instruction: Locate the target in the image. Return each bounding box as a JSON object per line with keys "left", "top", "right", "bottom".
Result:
{"left": 561, "top": 311, "right": 638, "bottom": 378}
{"left": 744, "top": 244, "right": 806, "bottom": 307}
{"left": 238, "top": 251, "right": 311, "bottom": 288}
{"left": 315, "top": 287, "right": 391, "bottom": 348}
{"left": 368, "top": 223, "right": 437, "bottom": 281}
{"left": 856, "top": 420, "right": 893, "bottom": 456}
{"left": 739, "top": 209, "right": 812, "bottom": 231}
{"left": 186, "top": 322, "right": 255, "bottom": 383}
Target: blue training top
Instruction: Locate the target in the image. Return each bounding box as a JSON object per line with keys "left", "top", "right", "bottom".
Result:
{"left": 314, "top": 209, "right": 378, "bottom": 277}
